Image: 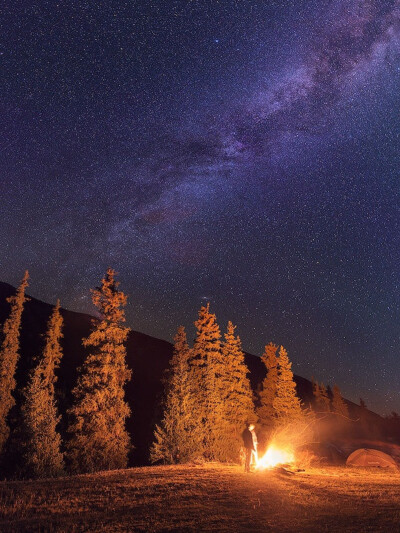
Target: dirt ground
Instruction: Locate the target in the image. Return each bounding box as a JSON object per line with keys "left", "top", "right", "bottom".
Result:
{"left": 0, "top": 463, "right": 399, "bottom": 532}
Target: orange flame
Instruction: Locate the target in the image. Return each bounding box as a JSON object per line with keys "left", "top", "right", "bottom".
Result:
{"left": 256, "top": 444, "right": 295, "bottom": 470}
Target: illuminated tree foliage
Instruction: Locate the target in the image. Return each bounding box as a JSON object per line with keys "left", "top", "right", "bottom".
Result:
{"left": 150, "top": 326, "right": 203, "bottom": 463}
{"left": 273, "top": 346, "right": 303, "bottom": 421}
{"left": 192, "top": 304, "right": 235, "bottom": 461}
{"left": 67, "top": 268, "right": 131, "bottom": 473}
{"left": 0, "top": 271, "right": 29, "bottom": 454}
{"left": 257, "top": 342, "right": 279, "bottom": 429}
{"left": 152, "top": 312, "right": 256, "bottom": 464}
{"left": 22, "top": 300, "right": 64, "bottom": 478}
{"left": 191, "top": 304, "right": 222, "bottom": 459}
{"left": 219, "top": 321, "right": 255, "bottom": 462}
{"left": 331, "top": 384, "right": 349, "bottom": 419}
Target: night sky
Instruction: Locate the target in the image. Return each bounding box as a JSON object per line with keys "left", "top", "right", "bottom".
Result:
{"left": 1, "top": 1, "right": 399, "bottom": 414}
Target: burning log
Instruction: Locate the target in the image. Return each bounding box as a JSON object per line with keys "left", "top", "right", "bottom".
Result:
{"left": 256, "top": 444, "right": 295, "bottom": 470}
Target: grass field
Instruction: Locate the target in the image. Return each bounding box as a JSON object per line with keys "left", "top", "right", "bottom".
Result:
{"left": 0, "top": 463, "right": 399, "bottom": 532}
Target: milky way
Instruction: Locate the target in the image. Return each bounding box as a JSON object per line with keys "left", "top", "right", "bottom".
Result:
{"left": 0, "top": 0, "right": 399, "bottom": 413}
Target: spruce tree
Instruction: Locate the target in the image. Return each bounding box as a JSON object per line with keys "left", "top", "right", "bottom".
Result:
{"left": 192, "top": 303, "right": 225, "bottom": 461}
{"left": 22, "top": 300, "right": 64, "bottom": 478}
{"left": 257, "top": 342, "right": 279, "bottom": 428}
{"left": 150, "top": 326, "right": 202, "bottom": 463}
{"left": 331, "top": 384, "right": 349, "bottom": 418}
{"left": 273, "top": 346, "right": 302, "bottom": 421}
{"left": 0, "top": 270, "right": 29, "bottom": 454}
{"left": 67, "top": 268, "right": 131, "bottom": 473}
{"left": 219, "top": 321, "right": 255, "bottom": 462}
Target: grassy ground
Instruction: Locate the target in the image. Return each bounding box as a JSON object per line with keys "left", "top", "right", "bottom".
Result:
{"left": 0, "top": 463, "right": 399, "bottom": 532}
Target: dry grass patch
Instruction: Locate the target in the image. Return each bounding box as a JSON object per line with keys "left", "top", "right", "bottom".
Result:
{"left": 0, "top": 464, "right": 399, "bottom": 532}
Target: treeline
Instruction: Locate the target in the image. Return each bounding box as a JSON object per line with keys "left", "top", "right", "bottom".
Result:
{"left": 152, "top": 309, "right": 310, "bottom": 464}
{"left": 312, "top": 380, "right": 349, "bottom": 419}
{"left": 0, "top": 268, "right": 130, "bottom": 478}
{"left": 0, "top": 269, "right": 365, "bottom": 478}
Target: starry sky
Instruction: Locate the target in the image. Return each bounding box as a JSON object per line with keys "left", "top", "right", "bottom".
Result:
{"left": 0, "top": 0, "right": 399, "bottom": 414}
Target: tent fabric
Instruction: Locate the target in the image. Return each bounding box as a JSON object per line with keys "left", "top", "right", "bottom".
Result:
{"left": 346, "top": 448, "right": 398, "bottom": 469}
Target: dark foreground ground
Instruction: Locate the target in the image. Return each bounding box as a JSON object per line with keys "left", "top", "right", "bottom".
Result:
{"left": 0, "top": 463, "right": 399, "bottom": 532}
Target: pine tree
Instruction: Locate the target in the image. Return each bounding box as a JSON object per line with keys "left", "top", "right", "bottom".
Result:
{"left": 150, "top": 326, "right": 203, "bottom": 463}
{"left": 273, "top": 346, "right": 302, "bottom": 421}
{"left": 67, "top": 268, "right": 131, "bottom": 473}
{"left": 0, "top": 271, "right": 29, "bottom": 454}
{"left": 219, "top": 321, "right": 255, "bottom": 462}
{"left": 22, "top": 300, "right": 64, "bottom": 478}
{"left": 257, "top": 342, "right": 279, "bottom": 428}
{"left": 191, "top": 303, "right": 225, "bottom": 460}
{"left": 331, "top": 385, "right": 349, "bottom": 418}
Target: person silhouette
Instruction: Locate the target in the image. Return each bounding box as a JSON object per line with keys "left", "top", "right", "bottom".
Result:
{"left": 242, "top": 423, "right": 257, "bottom": 472}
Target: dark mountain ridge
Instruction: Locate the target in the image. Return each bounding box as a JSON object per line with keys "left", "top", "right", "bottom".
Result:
{"left": 0, "top": 282, "right": 389, "bottom": 464}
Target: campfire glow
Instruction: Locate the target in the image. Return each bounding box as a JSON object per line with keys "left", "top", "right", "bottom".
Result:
{"left": 256, "top": 445, "right": 295, "bottom": 470}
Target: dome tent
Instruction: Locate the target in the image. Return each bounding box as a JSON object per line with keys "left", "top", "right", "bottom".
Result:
{"left": 346, "top": 448, "right": 398, "bottom": 469}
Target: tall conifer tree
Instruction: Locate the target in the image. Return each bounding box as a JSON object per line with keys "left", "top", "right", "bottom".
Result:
{"left": 67, "top": 268, "right": 131, "bottom": 473}
{"left": 151, "top": 326, "right": 202, "bottom": 463}
{"left": 22, "top": 300, "right": 64, "bottom": 478}
{"left": 192, "top": 304, "right": 225, "bottom": 460}
{"left": 257, "top": 342, "right": 279, "bottom": 429}
{"left": 0, "top": 270, "right": 29, "bottom": 454}
{"left": 273, "top": 346, "right": 303, "bottom": 421}
{"left": 220, "top": 321, "right": 255, "bottom": 461}
{"left": 331, "top": 384, "right": 349, "bottom": 418}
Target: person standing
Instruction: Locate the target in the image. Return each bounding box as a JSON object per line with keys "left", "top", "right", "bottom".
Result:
{"left": 242, "top": 423, "right": 257, "bottom": 473}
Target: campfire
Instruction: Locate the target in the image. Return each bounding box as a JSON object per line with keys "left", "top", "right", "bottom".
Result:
{"left": 256, "top": 444, "right": 295, "bottom": 470}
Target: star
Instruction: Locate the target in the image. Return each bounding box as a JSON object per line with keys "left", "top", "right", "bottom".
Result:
{"left": 0, "top": 0, "right": 399, "bottom": 414}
